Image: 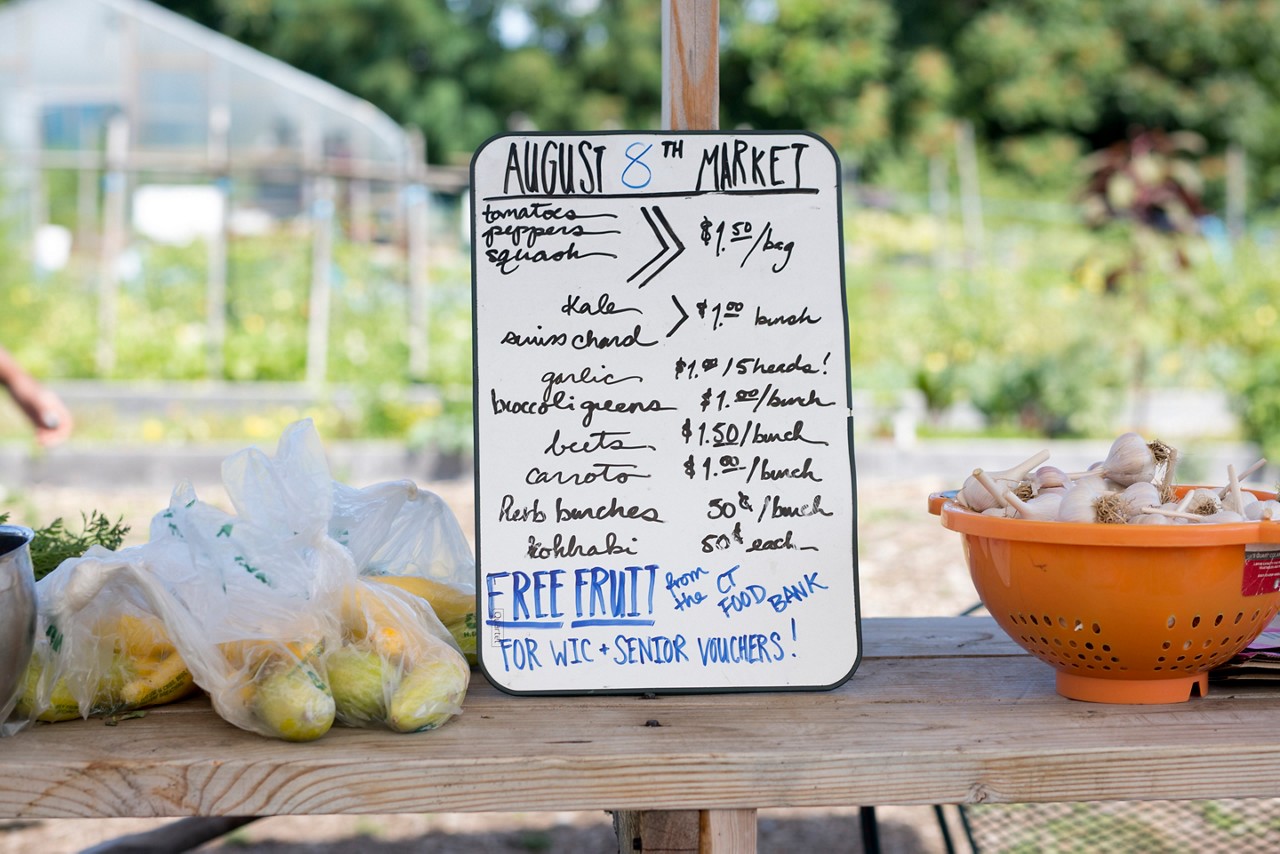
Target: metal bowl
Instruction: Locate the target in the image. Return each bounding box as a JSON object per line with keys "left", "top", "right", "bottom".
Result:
{"left": 0, "top": 525, "right": 36, "bottom": 731}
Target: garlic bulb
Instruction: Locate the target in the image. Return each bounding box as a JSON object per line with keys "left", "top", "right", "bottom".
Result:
{"left": 1247, "top": 499, "right": 1280, "bottom": 521}
{"left": 954, "top": 435, "right": 1273, "bottom": 526}
{"left": 1057, "top": 484, "right": 1124, "bottom": 524}
{"left": 1031, "top": 465, "right": 1070, "bottom": 492}
{"left": 1098, "top": 432, "right": 1158, "bottom": 486}
{"left": 1004, "top": 490, "right": 1063, "bottom": 521}
{"left": 1181, "top": 488, "right": 1221, "bottom": 517}
{"left": 971, "top": 469, "right": 1011, "bottom": 509}
{"left": 1116, "top": 482, "right": 1161, "bottom": 519}
{"left": 958, "top": 449, "right": 1049, "bottom": 511}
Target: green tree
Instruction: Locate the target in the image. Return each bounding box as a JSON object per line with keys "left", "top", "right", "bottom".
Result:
{"left": 721, "top": 0, "right": 899, "bottom": 165}
{"left": 181, "top": 0, "right": 507, "bottom": 165}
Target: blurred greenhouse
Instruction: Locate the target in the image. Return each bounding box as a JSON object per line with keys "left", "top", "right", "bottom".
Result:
{"left": 0, "top": 0, "right": 462, "bottom": 389}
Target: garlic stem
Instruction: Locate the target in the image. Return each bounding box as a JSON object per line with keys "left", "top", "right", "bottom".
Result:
{"left": 1175, "top": 489, "right": 1195, "bottom": 513}
{"left": 1230, "top": 464, "right": 1242, "bottom": 513}
{"left": 1217, "top": 458, "right": 1267, "bottom": 498}
{"left": 972, "top": 468, "right": 1010, "bottom": 508}
{"left": 1007, "top": 449, "right": 1052, "bottom": 480}
{"left": 1003, "top": 489, "right": 1063, "bottom": 521}
{"left": 1140, "top": 505, "right": 1206, "bottom": 522}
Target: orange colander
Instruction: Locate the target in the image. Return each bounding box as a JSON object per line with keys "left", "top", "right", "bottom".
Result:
{"left": 929, "top": 488, "right": 1280, "bottom": 704}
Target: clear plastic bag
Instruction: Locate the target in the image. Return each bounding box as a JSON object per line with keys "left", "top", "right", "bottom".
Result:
{"left": 331, "top": 577, "right": 469, "bottom": 731}
{"left": 9, "top": 542, "right": 198, "bottom": 733}
{"left": 330, "top": 479, "right": 477, "bottom": 663}
{"left": 146, "top": 481, "right": 344, "bottom": 741}
{"left": 10, "top": 419, "right": 471, "bottom": 739}
{"left": 215, "top": 419, "right": 470, "bottom": 732}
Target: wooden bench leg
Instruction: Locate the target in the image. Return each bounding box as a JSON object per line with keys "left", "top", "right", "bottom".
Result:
{"left": 614, "top": 809, "right": 757, "bottom": 853}
{"left": 700, "top": 809, "right": 757, "bottom": 853}
{"left": 79, "top": 817, "right": 260, "bottom": 853}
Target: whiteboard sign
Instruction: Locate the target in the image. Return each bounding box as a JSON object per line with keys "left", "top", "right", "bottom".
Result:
{"left": 471, "top": 131, "right": 859, "bottom": 694}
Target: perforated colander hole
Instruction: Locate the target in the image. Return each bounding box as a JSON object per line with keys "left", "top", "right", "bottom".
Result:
{"left": 1102, "top": 644, "right": 1112, "bottom": 652}
{"left": 1214, "top": 614, "right": 1224, "bottom": 627}
{"left": 1182, "top": 640, "right": 1193, "bottom": 651}
{"left": 1191, "top": 614, "right": 1202, "bottom": 628}
{"left": 1085, "top": 642, "right": 1095, "bottom": 650}
{"left": 1202, "top": 639, "right": 1213, "bottom": 649}
{"left": 1029, "top": 613, "right": 1039, "bottom": 625}
{"left": 1058, "top": 616, "right": 1068, "bottom": 629}
{"left": 1167, "top": 615, "right": 1177, "bottom": 629}
{"left": 1161, "top": 641, "right": 1171, "bottom": 650}
{"left": 1091, "top": 622, "right": 1101, "bottom": 634}
{"left": 1235, "top": 612, "right": 1244, "bottom": 624}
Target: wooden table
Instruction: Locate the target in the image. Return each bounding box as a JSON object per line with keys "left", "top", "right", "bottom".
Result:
{"left": 4, "top": 616, "right": 1280, "bottom": 852}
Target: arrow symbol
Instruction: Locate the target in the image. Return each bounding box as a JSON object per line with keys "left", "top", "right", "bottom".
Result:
{"left": 667, "top": 295, "right": 689, "bottom": 338}
{"left": 627, "top": 205, "right": 685, "bottom": 288}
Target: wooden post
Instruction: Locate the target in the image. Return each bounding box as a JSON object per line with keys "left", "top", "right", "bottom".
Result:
{"left": 306, "top": 174, "right": 335, "bottom": 388}
{"left": 76, "top": 119, "right": 99, "bottom": 252}
{"left": 206, "top": 104, "right": 231, "bottom": 380}
{"left": 406, "top": 126, "right": 431, "bottom": 382}
{"left": 616, "top": 4, "right": 756, "bottom": 851}
{"left": 350, "top": 179, "right": 373, "bottom": 243}
{"left": 661, "top": 0, "right": 720, "bottom": 131}
{"left": 97, "top": 113, "right": 129, "bottom": 377}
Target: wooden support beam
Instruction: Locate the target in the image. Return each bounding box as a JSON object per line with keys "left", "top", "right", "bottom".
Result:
{"left": 618, "top": 4, "right": 739, "bottom": 852}
{"left": 661, "top": 0, "right": 720, "bottom": 131}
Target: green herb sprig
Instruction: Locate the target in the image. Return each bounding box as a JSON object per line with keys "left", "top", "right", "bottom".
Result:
{"left": 0, "top": 511, "right": 131, "bottom": 580}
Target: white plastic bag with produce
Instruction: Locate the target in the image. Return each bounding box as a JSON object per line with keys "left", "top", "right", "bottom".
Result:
{"left": 329, "top": 478, "right": 477, "bottom": 663}
{"left": 8, "top": 539, "right": 199, "bottom": 733}
{"left": 218, "top": 420, "right": 470, "bottom": 732}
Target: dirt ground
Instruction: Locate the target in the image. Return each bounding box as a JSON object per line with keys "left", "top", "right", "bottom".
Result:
{"left": 0, "top": 473, "right": 971, "bottom": 854}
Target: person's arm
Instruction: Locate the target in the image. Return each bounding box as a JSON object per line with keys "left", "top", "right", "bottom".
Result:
{"left": 0, "top": 346, "right": 73, "bottom": 447}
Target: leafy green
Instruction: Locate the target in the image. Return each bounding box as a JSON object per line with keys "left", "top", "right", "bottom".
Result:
{"left": 0, "top": 511, "right": 131, "bottom": 581}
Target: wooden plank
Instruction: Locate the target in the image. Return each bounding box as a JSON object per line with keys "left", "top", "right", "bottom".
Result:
{"left": 4, "top": 619, "right": 1280, "bottom": 817}
{"left": 614, "top": 809, "right": 699, "bottom": 853}
{"left": 662, "top": 0, "right": 720, "bottom": 131}
{"left": 861, "top": 615, "right": 1023, "bottom": 658}
{"left": 700, "top": 809, "right": 756, "bottom": 854}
